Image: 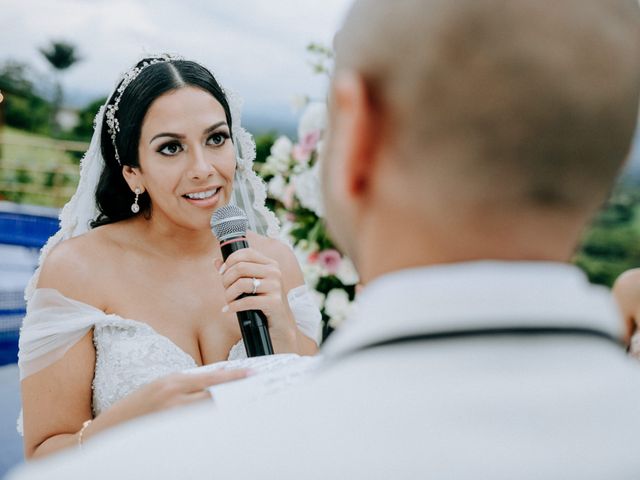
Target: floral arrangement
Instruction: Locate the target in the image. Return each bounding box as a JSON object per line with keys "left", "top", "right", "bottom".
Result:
{"left": 258, "top": 101, "right": 359, "bottom": 342}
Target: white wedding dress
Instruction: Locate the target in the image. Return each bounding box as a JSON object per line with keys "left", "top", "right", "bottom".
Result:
{"left": 17, "top": 285, "right": 321, "bottom": 433}
{"left": 16, "top": 54, "right": 322, "bottom": 436}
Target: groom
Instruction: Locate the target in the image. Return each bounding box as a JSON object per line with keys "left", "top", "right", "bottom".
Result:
{"left": 10, "top": 0, "right": 640, "bottom": 478}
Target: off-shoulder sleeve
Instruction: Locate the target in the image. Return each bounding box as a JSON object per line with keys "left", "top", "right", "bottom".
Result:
{"left": 287, "top": 285, "right": 322, "bottom": 345}
{"left": 18, "top": 289, "right": 106, "bottom": 381}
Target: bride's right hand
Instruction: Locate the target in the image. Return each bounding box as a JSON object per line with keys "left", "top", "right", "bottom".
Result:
{"left": 85, "top": 369, "right": 249, "bottom": 441}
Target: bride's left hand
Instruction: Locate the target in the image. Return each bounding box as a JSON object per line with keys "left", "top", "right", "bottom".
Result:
{"left": 215, "top": 249, "right": 298, "bottom": 352}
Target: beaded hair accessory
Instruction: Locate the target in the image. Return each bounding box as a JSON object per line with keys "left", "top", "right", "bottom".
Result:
{"left": 105, "top": 53, "right": 183, "bottom": 165}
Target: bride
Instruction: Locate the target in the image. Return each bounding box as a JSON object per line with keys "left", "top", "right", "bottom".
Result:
{"left": 18, "top": 54, "right": 321, "bottom": 458}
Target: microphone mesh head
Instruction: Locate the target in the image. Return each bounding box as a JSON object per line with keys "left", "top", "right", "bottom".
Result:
{"left": 211, "top": 204, "right": 249, "bottom": 241}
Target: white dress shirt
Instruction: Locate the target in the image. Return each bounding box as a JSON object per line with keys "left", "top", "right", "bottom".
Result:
{"left": 10, "top": 262, "right": 640, "bottom": 480}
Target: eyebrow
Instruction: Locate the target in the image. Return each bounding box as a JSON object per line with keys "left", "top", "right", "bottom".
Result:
{"left": 149, "top": 121, "right": 228, "bottom": 144}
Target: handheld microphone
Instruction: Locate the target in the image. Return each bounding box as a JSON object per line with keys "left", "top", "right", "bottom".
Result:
{"left": 211, "top": 205, "right": 274, "bottom": 357}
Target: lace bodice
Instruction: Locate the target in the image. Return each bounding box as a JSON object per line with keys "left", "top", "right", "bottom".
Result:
{"left": 17, "top": 286, "right": 321, "bottom": 433}
{"left": 91, "top": 319, "right": 261, "bottom": 416}
{"left": 92, "top": 320, "right": 197, "bottom": 416}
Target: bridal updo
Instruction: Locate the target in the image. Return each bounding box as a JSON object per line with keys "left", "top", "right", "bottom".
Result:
{"left": 91, "top": 57, "right": 233, "bottom": 227}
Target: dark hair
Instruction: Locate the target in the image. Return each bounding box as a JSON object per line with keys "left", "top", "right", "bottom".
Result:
{"left": 90, "top": 58, "right": 233, "bottom": 228}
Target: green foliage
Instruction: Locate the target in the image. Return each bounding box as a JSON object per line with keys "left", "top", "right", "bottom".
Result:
{"left": 574, "top": 185, "right": 640, "bottom": 286}
{"left": 254, "top": 132, "right": 277, "bottom": 164}
{"left": 73, "top": 97, "right": 108, "bottom": 141}
{"left": 3, "top": 93, "right": 52, "bottom": 135}
{"left": 0, "top": 61, "right": 53, "bottom": 134}
{"left": 39, "top": 41, "right": 81, "bottom": 72}
{"left": 306, "top": 43, "right": 334, "bottom": 76}
{"left": 0, "top": 61, "right": 35, "bottom": 95}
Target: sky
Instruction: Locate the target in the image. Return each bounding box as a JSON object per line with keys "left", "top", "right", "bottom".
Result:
{"left": 1, "top": 0, "right": 639, "bottom": 170}
{"left": 0, "top": 0, "right": 353, "bottom": 134}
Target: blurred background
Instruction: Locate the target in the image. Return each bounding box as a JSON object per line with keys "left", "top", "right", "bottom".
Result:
{"left": 1, "top": 0, "right": 640, "bottom": 475}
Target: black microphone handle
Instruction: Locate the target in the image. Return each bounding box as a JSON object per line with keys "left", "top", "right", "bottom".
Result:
{"left": 220, "top": 237, "right": 274, "bottom": 357}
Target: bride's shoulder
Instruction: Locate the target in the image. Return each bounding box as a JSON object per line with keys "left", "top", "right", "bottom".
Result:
{"left": 247, "top": 231, "right": 291, "bottom": 261}
{"left": 247, "top": 232, "right": 303, "bottom": 289}
{"left": 36, "top": 225, "right": 125, "bottom": 307}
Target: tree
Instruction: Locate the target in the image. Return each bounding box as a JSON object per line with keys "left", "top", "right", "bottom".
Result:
{"left": 0, "top": 60, "right": 52, "bottom": 134}
{"left": 73, "top": 97, "right": 107, "bottom": 141}
{"left": 39, "top": 40, "right": 81, "bottom": 135}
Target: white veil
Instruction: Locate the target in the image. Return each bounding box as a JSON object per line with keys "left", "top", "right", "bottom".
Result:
{"left": 24, "top": 56, "right": 280, "bottom": 302}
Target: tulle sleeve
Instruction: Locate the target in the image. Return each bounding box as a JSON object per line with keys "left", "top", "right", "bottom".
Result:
{"left": 18, "top": 288, "right": 107, "bottom": 381}
{"left": 287, "top": 285, "right": 322, "bottom": 344}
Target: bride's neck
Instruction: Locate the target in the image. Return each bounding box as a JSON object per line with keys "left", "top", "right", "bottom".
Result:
{"left": 129, "top": 215, "right": 219, "bottom": 260}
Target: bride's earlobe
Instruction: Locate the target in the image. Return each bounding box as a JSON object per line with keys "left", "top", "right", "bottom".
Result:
{"left": 122, "top": 165, "right": 143, "bottom": 192}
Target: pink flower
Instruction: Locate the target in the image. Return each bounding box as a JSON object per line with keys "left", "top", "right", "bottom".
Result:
{"left": 282, "top": 184, "right": 296, "bottom": 210}
{"left": 292, "top": 144, "right": 311, "bottom": 163}
{"left": 308, "top": 251, "right": 320, "bottom": 264}
{"left": 318, "top": 249, "right": 342, "bottom": 275}
{"left": 301, "top": 130, "right": 321, "bottom": 151}
{"left": 292, "top": 130, "right": 321, "bottom": 164}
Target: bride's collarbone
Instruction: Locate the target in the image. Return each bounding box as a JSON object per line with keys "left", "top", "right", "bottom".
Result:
{"left": 99, "top": 262, "right": 237, "bottom": 350}
{"left": 100, "top": 281, "right": 239, "bottom": 365}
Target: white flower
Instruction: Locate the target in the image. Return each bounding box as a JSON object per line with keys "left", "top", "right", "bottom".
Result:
{"left": 271, "top": 135, "right": 293, "bottom": 159}
{"left": 336, "top": 257, "right": 359, "bottom": 286}
{"left": 302, "top": 263, "right": 323, "bottom": 289}
{"left": 263, "top": 136, "right": 293, "bottom": 176}
{"left": 309, "top": 289, "right": 326, "bottom": 310}
{"left": 325, "top": 289, "right": 352, "bottom": 328}
{"left": 267, "top": 174, "right": 286, "bottom": 200}
{"left": 292, "top": 162, "right": 324, "bottom": 217}
{"left": 298, "top": 102, "right": 327, "bottom": 141}
{"left": 290, "top": 94, "right": 309, "bottom": 114}
{"left": 315, "top": 139, "right": 325, "bottom": 159}
{"left": 293, "top": 244, "right": 311, "bottom": 265}
{"left": 264, "top": 154, "right": 290, "bottom": 176}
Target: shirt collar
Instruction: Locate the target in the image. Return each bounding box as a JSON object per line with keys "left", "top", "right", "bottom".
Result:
{"left": 320, "top": 261, "right": 624, "bottom": 359}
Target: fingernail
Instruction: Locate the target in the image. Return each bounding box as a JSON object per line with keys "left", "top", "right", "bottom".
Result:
{"left": 218, "top": 264, "right": 226, "bottom": 275}
{"left": 221, "top": 305, "right": 229, "bottom": 313}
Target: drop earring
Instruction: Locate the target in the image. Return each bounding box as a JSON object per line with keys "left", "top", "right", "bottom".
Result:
{"left": 131, "top": 188, "right": 141, "bottom": 213}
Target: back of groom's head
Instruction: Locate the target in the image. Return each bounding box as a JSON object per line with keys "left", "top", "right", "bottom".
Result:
{"left": 334, "top": 0, "right": 640, "bottom": 210}
{"left": 323, "top": 0, "right": 640, "bottom": 274}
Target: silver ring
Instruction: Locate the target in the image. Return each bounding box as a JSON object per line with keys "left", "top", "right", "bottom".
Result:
{"left": 251, "top": 277, "right": 261, "bottom": 295}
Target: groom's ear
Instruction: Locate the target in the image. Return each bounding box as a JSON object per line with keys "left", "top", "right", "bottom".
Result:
{"left": 122, "top": 165, "right": 144, "bottom": 193}
{"left": 331, "top": 71, "right": 381, "bottom": 200}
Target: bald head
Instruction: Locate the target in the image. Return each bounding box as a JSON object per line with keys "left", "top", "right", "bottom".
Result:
{"left": 334, "top": 0, "right": 640, "bottom": 213}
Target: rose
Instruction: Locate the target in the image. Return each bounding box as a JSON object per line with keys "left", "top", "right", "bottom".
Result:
{"left": 317, "top": 249, "right": 342, "bottom": 275}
